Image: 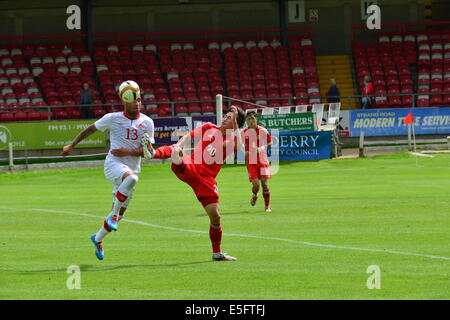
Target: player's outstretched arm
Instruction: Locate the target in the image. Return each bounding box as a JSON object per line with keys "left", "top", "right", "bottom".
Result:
{"left": 111, "top": 147, "right": 144, "bottom": 157}
{"left": 61, "top": 124, "right": 98, "bottom": 156}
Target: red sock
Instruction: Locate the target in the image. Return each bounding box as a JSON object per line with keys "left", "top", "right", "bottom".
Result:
{"left": 103, "top": 220, "right": 112, "bottom": 232}
{"left": 263, "top": 190, "right": 270, "bottom": 207}
{"left": 116, "top": 190, "right": 128, "bottom": 203}
{"left": 209, "top": 224, "right": 222, "bottom": 253}
{"left": 154, "top": 145, "right": 174, "bottom": 159}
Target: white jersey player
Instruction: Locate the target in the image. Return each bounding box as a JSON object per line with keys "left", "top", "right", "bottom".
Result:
{"left": 61, "top": 80, "right": 155, "bottom": 260}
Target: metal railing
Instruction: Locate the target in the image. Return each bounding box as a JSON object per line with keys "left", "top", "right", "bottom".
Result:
{"left": 218, "top": 91, "right": 450, "bottom": 110}
{"left": 1, "top": 91, "right": 450, "bottom": 122}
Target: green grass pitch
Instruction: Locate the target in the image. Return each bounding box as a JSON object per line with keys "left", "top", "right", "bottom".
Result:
{"left": 0, "top": 152, "right": 449, "bottom": 300}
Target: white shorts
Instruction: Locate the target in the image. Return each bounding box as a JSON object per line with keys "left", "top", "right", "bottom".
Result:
{"left": 104, "top": 160, "right": 137, "bottom": 208}
{"left": 104, "top": 161, "right": 133, "bottom": 186}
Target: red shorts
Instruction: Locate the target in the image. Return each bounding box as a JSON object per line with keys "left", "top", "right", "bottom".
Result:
{"left": 247, "top": 164, "right": 272, "bottom": 182}
{"left": 171, "top": 155, "right": 219, "bottom": 207}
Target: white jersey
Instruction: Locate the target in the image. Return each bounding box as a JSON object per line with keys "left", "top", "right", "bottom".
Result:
{"left": 95, "top": 111, "right": 155, "bottom": 174}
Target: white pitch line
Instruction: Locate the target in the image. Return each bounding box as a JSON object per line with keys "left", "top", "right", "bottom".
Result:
{"left": 2, "top": 206, "right": 450, "bottom": 262}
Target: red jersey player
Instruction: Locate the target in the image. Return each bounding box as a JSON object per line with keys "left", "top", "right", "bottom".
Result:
{"left": 141, "top": 105, "right": 246, "bottom": 261}
{"left": 241, "top": 111, "right": 272, "bottom": 212}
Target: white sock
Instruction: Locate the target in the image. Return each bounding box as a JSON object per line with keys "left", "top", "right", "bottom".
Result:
{"left": 111, "top": 199, "right": 123, "bottom": 217}
{"left": 104, "top": 209, "right": 126, "bottom": 222}
{"left": 112, "top": 175, "right": 138, "bottom": 216}
{"left": 95, "top": 226, "right": 110, "bottom": 243}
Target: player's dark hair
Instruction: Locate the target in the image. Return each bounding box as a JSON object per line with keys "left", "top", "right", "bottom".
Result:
{"left": 236, "top": 107, "right": 246, "bottom": 128}
{"left": 246, "top": 111, "right": 257, "bottom": 118}
{"left": 226, "top": 106, "right": 246, "bottom": 128}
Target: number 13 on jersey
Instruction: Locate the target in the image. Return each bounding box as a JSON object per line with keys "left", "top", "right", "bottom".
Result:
{"left": 126, "top": 128, "right": 139, "bottom": 140}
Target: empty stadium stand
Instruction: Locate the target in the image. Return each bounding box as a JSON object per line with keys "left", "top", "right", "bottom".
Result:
{"left": 0, "top": 41, "right": 101, "bottom": 121}
{"left": 353, "top": 25, "right": 450, "bottom": 109}
{"left": 0, "top": 28, "right": 319, "bottom": 122}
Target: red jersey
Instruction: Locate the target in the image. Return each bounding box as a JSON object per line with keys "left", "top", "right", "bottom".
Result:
{"left": 364, "top": 81, "right": 374, "bottom": 95}
{"left": 189, "top": 122, "right": 235, "bottom": 178}
{"left": 364, "top": 81, "right": 375, "bottom": 105}
{"left": 241, "top": 125, "right": 272, "bottom": 166}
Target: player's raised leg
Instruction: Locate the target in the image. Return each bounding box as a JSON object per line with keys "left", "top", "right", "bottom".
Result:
{"left": 153, "top": 145, "right": 176, "bottom": 159}
{"left": 90, "top": 234, "right": 104, "bottom": 260}
{"left": 95, "top": 206, "right": 126, "bottom": 240}
{"left": 261, "top": 177, "right": 271, "bottom": 212}
{"left": 141, "top": 133, "right": 155, "bottom": 159}
{"left": 204, "top": 202, "right": 237, "bottom": 261}
{"left": 91, "top": 170, "right": 137, "bottom": 261}
{"left": 91, "top": 205, "right": 128, "bottom": 260}
{"left": 106, "top": 171, "right": 138, "bottom": 231}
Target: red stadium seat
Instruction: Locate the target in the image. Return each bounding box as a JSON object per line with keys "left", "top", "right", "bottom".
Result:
{"left": 388, "top": 96, "right": 402, "bottom": 108}
{"left": 14, "top": 111, "right": 28, "bottom": 121}
{"left": 27, "top": 111, "right": 41, "bottom": 121}
{"left": 279, "top": 79, "right": 292, "bottom": 89}
{"left": 374, "top": 86, "right": 386, "bottom": 95}
{"left": 0, "top": 113, "right": 14, "bottom": 122}
{"left": 402, "top": 95, "right": 412, "bottom": 107}
{"left": 417, "top": 96, "right": 429, "bottom": 108}
{"left": 430, "top": 94, "right": 443, "bottom": 107}
{"left": 375, "top": 96, "right": 387, "bottom": 108}
{"left": 188, "top": 103, "right": 201, "bottom": 114}
{"left": 241, "top": 91, "right": 253, "bottom": 100}
{"left": 399, "top": 75, "right": 413, "bottom": 86}
{"left": 268, "top": 100, "right": 281, "bottom": 108}
{"left": 175, "top": 104, "right": 188, "bottom": 115}
{"left": 92, "top": 108, "right": 107, "bottom": 118}
{"left": 67, "top": 108, "right": 82, "bottom": 119}
{"left": 443, "top": 95, "right": 450, "bottom": 105}
{"left": 201, "top": 103, "right": 215, "bottom": 113}
{"left": 253, "top": 80, "right": 265, "bottom": 91}
{"left": 240, "top": 71, "right": 252, "bottom": 81}
{"left": 240, "top": 81, "right": 252, "bottom": 91}
{"left": 54, "top": 110, "right": 69, "bottom": 120}
{"left": 227, "top": 81, "right": 239, "bottom": 91}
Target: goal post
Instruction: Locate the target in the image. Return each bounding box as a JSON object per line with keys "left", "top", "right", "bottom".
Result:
{"left": 8, "top": 142, "right": 14, "bottom": 171}
{"left": 216, "top": 94, "right": 223, "bottom": 126}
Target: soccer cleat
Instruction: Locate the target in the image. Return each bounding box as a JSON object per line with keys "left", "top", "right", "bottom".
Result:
{"left": 212, "top": 252, "right": 238, "bottom": 261}
{"left": 141, "top": 133, "right": 155, "bottom": 159}
{"left": 90, "top": 234, "right": 104, "bottom": 260}
{"left": 265, "top": 206, "right": 272, "bottom": 212}
{"left": 250, "top": 195, "right": 257, "bottom": 206}
{"left": 106, "top": 215, "right": 119, "bottom": 231}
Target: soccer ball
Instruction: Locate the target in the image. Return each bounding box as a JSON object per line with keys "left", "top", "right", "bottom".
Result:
{"left": 118, "top": 80, "right": 141, "bottom": 103}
